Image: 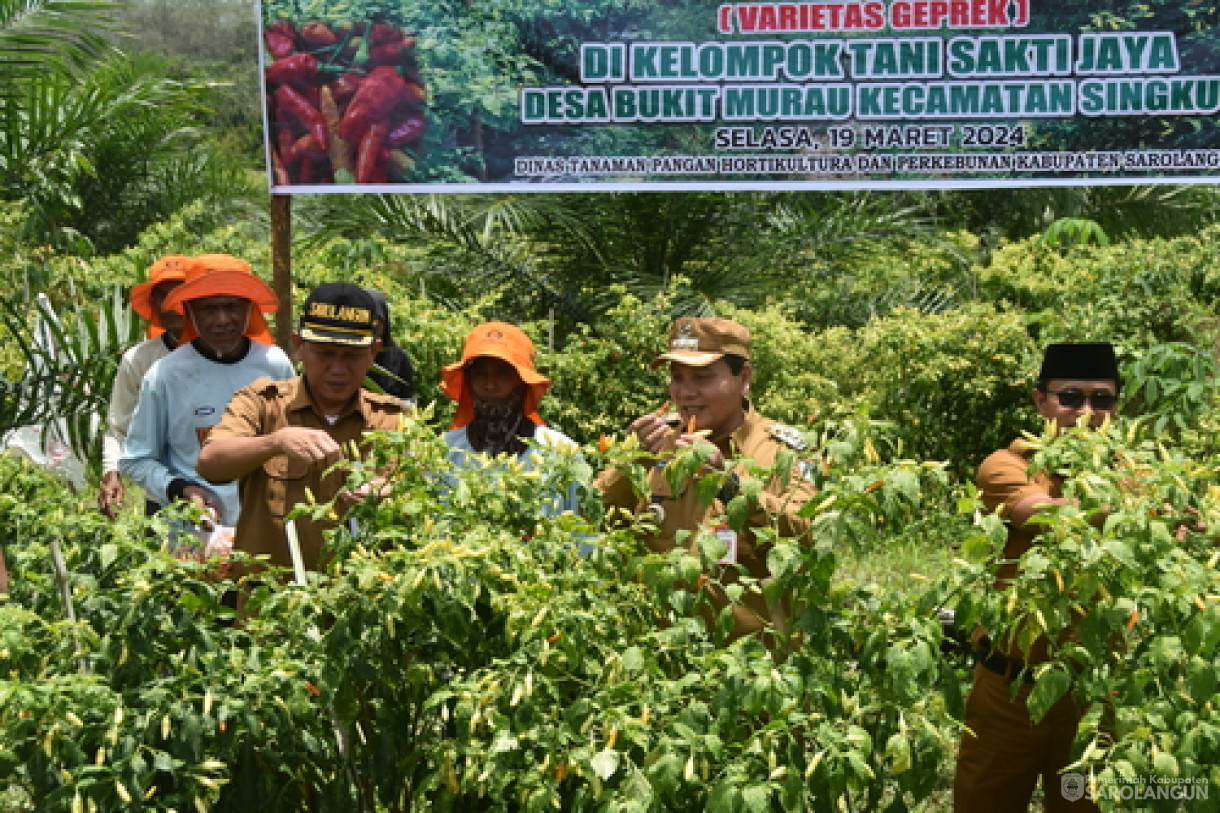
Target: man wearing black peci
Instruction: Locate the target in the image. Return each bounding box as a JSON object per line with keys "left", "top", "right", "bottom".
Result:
{"left": 954, "top": 342, "right": 1120, "bottom": 812}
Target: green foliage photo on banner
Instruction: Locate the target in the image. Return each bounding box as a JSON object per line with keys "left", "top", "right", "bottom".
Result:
{"left": 258, "top": 0, "right": 1220, "bottom": 191}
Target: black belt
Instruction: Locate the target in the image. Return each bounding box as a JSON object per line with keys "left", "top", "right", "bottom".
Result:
{"left": 975, "top": 650, "right": 1036, "bottom": 684}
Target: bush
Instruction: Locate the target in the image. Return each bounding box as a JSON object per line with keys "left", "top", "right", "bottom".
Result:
{"left": 0, "top": 416, "right": 971, "bottom": 811}
{"left": 847, "top": 303, "right": 1038, "bottom": 475}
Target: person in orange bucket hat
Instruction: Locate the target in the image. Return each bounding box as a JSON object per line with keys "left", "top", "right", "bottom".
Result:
{"left": 120, "top": 255, "right": 294, "bottom": 533}
{"left": 98, "top": 254, "right": 191, "bottom": 518}
{"left": 162, "top": 253, "right": 278, "bottom": 348}
{"left": 440, "top": 321, "right": 582, "bottom": 515}
{"left": 129, "top": 254, "right": 190, "bottom": 339}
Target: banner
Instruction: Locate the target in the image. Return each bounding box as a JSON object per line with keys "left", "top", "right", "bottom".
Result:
{"left": 258, "top": 1, "right": 1220, "bottom": 191}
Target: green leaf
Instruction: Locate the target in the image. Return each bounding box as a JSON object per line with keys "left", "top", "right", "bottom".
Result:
{"left": 726, "top": 495, "right": 749, "bottom": 532}
{"left": 1026, "top": 668, "right": 1071, "bottom": 724}
{"left": 707, "top": 781, "right": 742, "bottom": 813}
{"left": 1187, "top": 656, "right": 1216, "bottom": 705}
{"left": 889, "top": 470, "right": 920, "bottom": 503}
{"left": 646, "top": 752, "right": 683, "bottom": 795}
{"left": 960, "top": 532, "right": 995, "bottom": 564}
{"left": 885, "top": 732, "right": 912, "bottom": 773}
{"left": 622, "top": 646, "right": 645, "bottom": 672}
{"left": 623, "top": 767, "right": 655, "bottom": 803}
{"left": 766, "top": 543, "right": 801, "bottom": 581}
{"left": 695, "top": 473, "right": 720, "bottom": 507}
{"left": 491, "top": 731, "right": 519, "bottom": 753}
{"left": 698, "top": 531, "right": 728, "bottom": 564}
{"left": 590, "top": 748, "right": 620, "bottom": 781}
{"left": 741, "top": 784, "right": 771, "bottom": 810}
{"left": 1152, "top": 751, "right": 1179, "bottom": 778}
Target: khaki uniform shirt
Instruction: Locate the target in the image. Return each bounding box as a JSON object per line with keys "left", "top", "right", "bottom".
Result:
{"left": 976, "top": 438, "right": 1065, "bottom": 664}
{"left": 595, "top": 405, "right": 816, "bottom": 641}
{"left": 205, "top": 377, "right": 405, "bottom": 571}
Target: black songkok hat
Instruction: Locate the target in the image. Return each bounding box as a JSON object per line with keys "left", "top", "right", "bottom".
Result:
{"left": 1038, "top": 342, "right": 1120, "bottom": 386}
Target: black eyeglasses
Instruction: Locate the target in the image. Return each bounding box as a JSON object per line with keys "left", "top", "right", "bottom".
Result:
{"left": 1048, "top": 389, "right": 1118, "bottom": 411}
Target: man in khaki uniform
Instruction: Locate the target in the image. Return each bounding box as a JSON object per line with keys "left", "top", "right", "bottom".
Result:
{"left": 196, "top": 283, "right": 406, "bottom": 572}
{"left": 595, "top": 317, "right": 816, "bottom": 644}
{"left": 954, "top": 342, "right": 1120, "bottom": 812}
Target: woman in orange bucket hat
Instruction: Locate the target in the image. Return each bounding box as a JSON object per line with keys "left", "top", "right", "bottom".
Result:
{"left": 440, "top": 322, "right": 583, "bottom": 516}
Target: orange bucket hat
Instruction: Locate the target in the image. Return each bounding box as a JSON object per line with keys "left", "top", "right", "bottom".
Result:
{"left": 441, "top": 322, "right": 551, "bottom": 429}
{"left": 130, "top": 255, "right": 191, "bottom": 338}
{"left": 162, "top": 254, "right": 279, "bottom": 345}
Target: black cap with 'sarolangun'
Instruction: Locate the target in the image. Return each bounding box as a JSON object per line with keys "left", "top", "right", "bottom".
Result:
{"left": 299, "top": 282, "right": 379, "bottom": 347}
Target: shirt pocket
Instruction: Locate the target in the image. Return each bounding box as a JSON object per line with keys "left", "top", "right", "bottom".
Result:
{"left": 262, "top": 456, "right": 310, "bottom": 519}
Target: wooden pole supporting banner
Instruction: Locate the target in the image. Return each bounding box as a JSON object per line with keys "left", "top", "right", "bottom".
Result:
{"left": 271, "top": 194, "right": 295, "bottom": 358}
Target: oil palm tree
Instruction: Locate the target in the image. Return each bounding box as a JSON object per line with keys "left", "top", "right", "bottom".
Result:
{"left": 0, "top": 0, "right": 116, "bottom": 86}
{"left": 299, "top": 190, "right": 947, "bottom": 331}
{"left": 0, "top": 0, "right": 258, "bottom": 254}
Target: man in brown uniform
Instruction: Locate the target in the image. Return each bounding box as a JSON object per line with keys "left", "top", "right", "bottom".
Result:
{"left": 954, "top": 342, "right": 1120, "bottom": 812}
{"left": 196, "top": 283, "right": 406, "bottom": 573}
{"left": 594, "top": 317, "right": 816, "bottom": 644}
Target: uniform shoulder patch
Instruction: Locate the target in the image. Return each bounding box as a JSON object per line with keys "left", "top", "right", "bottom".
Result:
{"left": 365, "top": 390, "right": 407, "bottom": 409}
{"left": 769, "top": 423, "right": 808, "bottom": 451}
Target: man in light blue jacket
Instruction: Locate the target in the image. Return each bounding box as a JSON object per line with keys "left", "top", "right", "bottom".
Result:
{"left": 120, "top": 255, "right": 294, "bottom": 528}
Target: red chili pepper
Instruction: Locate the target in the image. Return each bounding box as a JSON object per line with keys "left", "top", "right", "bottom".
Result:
{"left": 403, "top": 81, "right": 427, "bottom": 106}
{"left": 276, "top": 122, "right": 298, "bottom": 166}
{"left": 387, "top": 114, "right": 426, "bottom": 148}
{"left": 267, "top": 19, "right": 298, "bottom": 40}
{"left": 374, "top": 148, "right": 390, "bottom": 183}
{"left": 356, "top": 121, "right": 389, "bottom": 183}
{"left": 403, "top": 66, "right": 425, "bottom": 88}
{"left": 338, "top": 67, "right": 411, "bottom": 143}
{"left": 275, "top": 84, "right": 329, "bottom": 152}
{"left": 265, "top": 53, "right": 317, "bottom": 86}
{"left": 369, "top": 41, "right": 411, "bottom": 67}
{"left": 298, "top": 156, "right": 318, "bottom": 184}
{"left": 300, "top": 21, "right": 339, "bottom": 47}
{"left": 329, "top": 72, "right": 363, "bottom": 107}
{"left": 265, "top": 31, "right": 295, "bottom": 59}
{"left": 368, "top": 22, "right": 402, "bottom": 45}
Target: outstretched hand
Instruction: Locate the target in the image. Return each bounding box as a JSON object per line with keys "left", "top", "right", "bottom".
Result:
{"left": 275, "top": 426, "right": 345, "bottom": 469}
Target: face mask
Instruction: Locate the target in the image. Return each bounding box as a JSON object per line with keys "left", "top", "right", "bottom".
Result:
{"left": 470, "top": 394, "right": 530, "bottom": 457}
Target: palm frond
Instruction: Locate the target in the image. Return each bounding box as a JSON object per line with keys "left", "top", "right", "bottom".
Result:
{"left": 0, "top": 0, "right": 120, "bottom": 86}
{"left": 0, "top": 284, "right": 141, "bottom": 468}
{"left": 300, "top": 193, "right": 598, "bottom": 323}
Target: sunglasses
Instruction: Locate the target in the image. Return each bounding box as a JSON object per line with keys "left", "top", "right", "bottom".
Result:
{"left": 1047, "top": 389, "right": 1118, "bottom": 411}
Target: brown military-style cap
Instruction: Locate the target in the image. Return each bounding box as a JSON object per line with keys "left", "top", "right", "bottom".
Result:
{"left": 650, "top": 317, "right": 752, "bottom": 368}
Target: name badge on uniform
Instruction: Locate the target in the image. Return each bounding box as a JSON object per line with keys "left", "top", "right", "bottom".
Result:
{"left": 716, "top": 524, "right": 738, "bottom": 565}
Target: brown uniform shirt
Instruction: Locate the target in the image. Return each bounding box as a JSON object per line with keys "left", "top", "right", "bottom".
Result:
{"left": 205, "top": 377, "right": 405, "bottom": 571}
{"left": 976, "top": 438, "right": 1065, "bottom": 664}
{"left": 594, "top": 405, "right": 816, "bottom": 640}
